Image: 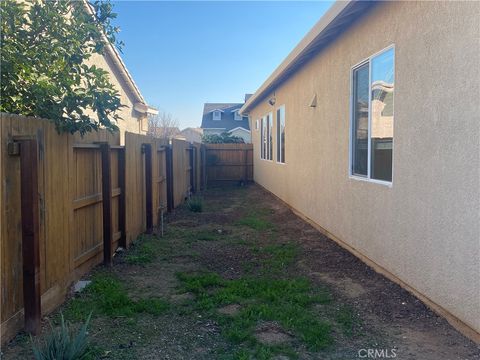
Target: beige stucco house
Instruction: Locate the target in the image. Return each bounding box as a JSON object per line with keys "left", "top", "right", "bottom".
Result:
{"left": 240, "top": 1, "right": 479, "bottom": 341}
{"left": 83, "top": 2, "right": 156, "bottom": 143}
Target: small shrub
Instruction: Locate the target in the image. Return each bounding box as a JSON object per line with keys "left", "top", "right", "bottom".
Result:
{"left": 187, "top": 196, "right": 203, "bottom": 213}
{"left": 32, "top": 313, "right": 92, "bottom": 360}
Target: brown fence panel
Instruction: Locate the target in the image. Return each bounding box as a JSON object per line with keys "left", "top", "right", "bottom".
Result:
{"left": 0, "top": 114, "right": 122, "bottom": 341}
{"left": 191, "top": 142, "right": 203, "bottom": 192}
{"left": 204, "top": 143, "right": 253, "bottom": 185}
{"left": 156, "top": 145, "right": 168, "bottom": 226}
{"left": 171, "top": 138, "right": 192, "bottom": 207}
{"left": 124, "top": 133, "right": 146, "bottom": 245}
{"left": 1, "top": 114, "right": 72, "bottom": 339}
{"left": 0, "top": 117, "right": 202, "bottom": 342}
{"left": 124, "top": 133, "right": 167, "bottom": 243}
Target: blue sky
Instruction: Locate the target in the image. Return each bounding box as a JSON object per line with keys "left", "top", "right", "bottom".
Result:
{"left": 112, "top": 1, "right": 333, "bottom": 128}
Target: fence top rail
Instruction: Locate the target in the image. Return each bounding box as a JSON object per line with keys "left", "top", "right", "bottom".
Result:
{"left": 72, "top": 144, "right": 125, "bottom": 150}
{"left": 73, "top": 143, "right": 101, "bottom": 149}
{"left": 205, "top": 147, "right": 253, "bottom": 151}
{"left": 204, "top": 144, "right": 253, "bottom": 149}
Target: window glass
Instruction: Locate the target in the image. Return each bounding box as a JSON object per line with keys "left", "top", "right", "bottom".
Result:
{"left": 276, "top": 107, "right": 285, "bottom": 163}
{"left": 281, "top": 110, "right": 285, "bottom": 163}
{"left": 352, "top": 63, "right": 369, "bottom": 176}
{"left": 268, "top": 114, "right": 273, "bottom": 160}
{"left": 276, "top": 109, "right": 281, "bottom": 161}
{"left": 260, "top": 117, "right": 265, "bottom": 159}
{"left": 370, "top": 48, "right": 394, "bottom": 181}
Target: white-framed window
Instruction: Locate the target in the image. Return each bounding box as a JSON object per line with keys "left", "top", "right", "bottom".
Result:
{"left": 212, "top": 110, "right": 222, "bottom": 121}
{"left": 260, "top": 113, "right": 273, "bottom": 160}
{"left": 276, "top": 105, "right": 285, "bottom": 163}
{"left": 350, "top": 45, "right": 394, "bottom": 184}
{"left": 233, "top": 110, "right": 242, "bottom": 121}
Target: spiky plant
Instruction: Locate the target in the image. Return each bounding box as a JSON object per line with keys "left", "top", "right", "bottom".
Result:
{"left": 32, "top": 312, "right": 92, "bottom": 360}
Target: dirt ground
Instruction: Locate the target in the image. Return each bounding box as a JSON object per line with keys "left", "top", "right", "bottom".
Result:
{"left": 2, "top": 185, "right": 479, "bottom": 359}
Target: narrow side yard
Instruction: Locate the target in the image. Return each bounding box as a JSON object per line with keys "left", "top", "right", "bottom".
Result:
{"left": 3, "top": 185, "right": 478, "bottom": 359}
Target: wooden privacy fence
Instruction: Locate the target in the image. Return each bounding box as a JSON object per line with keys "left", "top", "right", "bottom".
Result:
{"left": 204, "top": 143, "right": 253, "bottom": 185}
{"left": 0, "top": 114, "right": 195, "bottom": 342}
{"left": 0, "top": 113, "right": 253, "bottom": 342}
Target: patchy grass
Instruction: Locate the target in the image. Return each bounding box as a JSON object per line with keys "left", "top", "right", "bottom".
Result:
{"left": 64, "top": 273, "right": 169, "bottom": 321}
{"left": 253, "top": 242, "right": 299, "bottom": 272}
{"left": 177, "top": 272, "right": 333, "bottom": 356}
{"left": 236, "top": 209, "right": 274, "bottom": 231}
{"left": 4, "top": 186, "right": 396, "bottom": 360}
{"left": 125, "top": 235, "right": 157, "bottom": 265}
{"left": 336, "top": 305, "right": 358, "bottom": 337}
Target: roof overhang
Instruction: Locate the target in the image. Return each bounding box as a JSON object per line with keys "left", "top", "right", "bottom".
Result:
{"left": 134, "top": 102, "right": 158, "bottom": 115}
{"left": 240, "top": 0, "right": 377, "bottom": 115}
{"left": 229, "top": 127, "right": 250, "bottom": 133}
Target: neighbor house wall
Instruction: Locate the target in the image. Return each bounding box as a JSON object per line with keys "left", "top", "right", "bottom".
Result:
{"left": 248, "top": 1, "right": 480, "bottom": 337}
{"left": 229, "top": 128, "right": 251, "bottom": 143}
{"left": 86, "top": 52, "right": 148, "bottom": 143}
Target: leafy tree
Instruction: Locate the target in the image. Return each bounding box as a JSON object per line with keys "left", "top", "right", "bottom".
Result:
{"left": 202, "top": 132, "right": 245, "bottom": 144}
{"left": 1, "top": 0, "right": 124, "bottom": 135}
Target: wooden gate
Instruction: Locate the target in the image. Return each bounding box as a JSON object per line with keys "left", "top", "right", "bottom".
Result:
{"left": 204, "top": 143, "right": 253, "bottom": 185}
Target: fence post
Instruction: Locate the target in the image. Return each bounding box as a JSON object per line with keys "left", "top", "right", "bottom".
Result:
{"left": 143, "top": 143, "right": 153, "bottom": 233}
{"left": 189, "top": 146, "right": 195, "bottom": 194}
{"left": 100, "top": 143, "right": 113, "bottom": 266}
{"left": 201, "top": 145, "right": 207, "bottom": 190}
{"left": 19, "top": 139, "right": 41, "bottom": 335}
{"left": 244, "top": 148, "right": 248, "bottom": 182}
{"left": 166, "top": 145, "right": 174, "bottom": 211}
{"left": 118, "top": 147, "right": 127, "bottom": 248}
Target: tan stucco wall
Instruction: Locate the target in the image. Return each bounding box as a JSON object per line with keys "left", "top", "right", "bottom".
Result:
{"left": 248, "top": 1, "right": 480, "bottom": 335}
{"left": 85, "top": 52, "right": 147, "bottom": 144}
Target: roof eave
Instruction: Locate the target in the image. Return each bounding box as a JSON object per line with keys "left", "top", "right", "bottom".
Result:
{"left": 240, "top": 0, "right": 375, "bottom": 115}
{"left": 82, "top": 1, "right": 149, "bottom": 108}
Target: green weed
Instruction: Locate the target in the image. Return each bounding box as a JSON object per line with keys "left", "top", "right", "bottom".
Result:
{"left": 187, "top": 196, "right": 203, "bottom": 212}
{"left": 177, "top": 272, "right": 333, "bottom": 354}
{"left": 336, "top": 305, "right": 357, "bottom": 337}
{"left": 64, "top": 274, "right": 169, "bottom": 321}
{"left": 237, "top": 210, "right": 275, "bottom": 231}
{"left": 125, "top": 236, "right": 156, "bottom": 265}
{"left": 255, "top": 242, "right": 299, "bottom": 271}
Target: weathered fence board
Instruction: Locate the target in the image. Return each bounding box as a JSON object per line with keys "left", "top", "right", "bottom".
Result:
{"left": 204, "top": 143, "right": 253, "bottom": 184}
{"left": 171, "top": 139, "right": 192, "bottom": 207}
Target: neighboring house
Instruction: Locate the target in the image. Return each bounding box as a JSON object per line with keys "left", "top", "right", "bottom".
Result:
{"left": 240, "top": 1, "right": 479, "bottom": 341}
{"left": 83, "top": 2, "right": 156, "bottom": 144}
{"left": 201, "top": 95, "right": 252, "bottom": 143}
{"left": 176, "top": 127, "right": 203, "bottom": 143}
